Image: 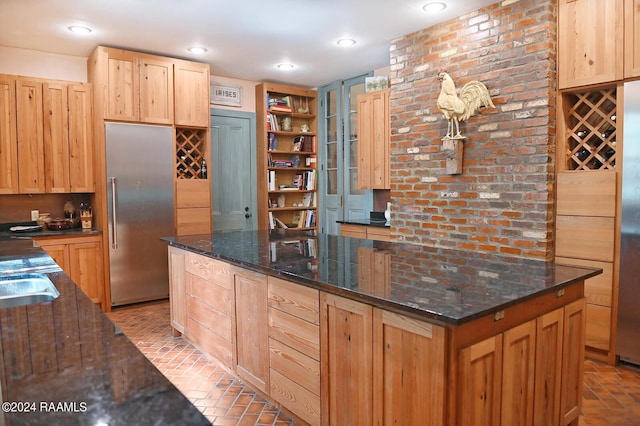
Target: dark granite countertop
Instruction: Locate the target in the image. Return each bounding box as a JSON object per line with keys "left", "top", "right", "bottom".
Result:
{"left": 336, "top": 218, "right": 390, "bottom": 228}
{"left": 0, "top": 221, "right": 102, "bottom": 241}
{"left": 163, "top": 230, "right": 601, "bottom": 325}
{"left": 0, "top": 238, "right": 210, "bottom": 425}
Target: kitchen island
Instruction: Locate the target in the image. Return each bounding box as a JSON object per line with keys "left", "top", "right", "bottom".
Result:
{"left": 164, "top": 230, "right": 601, "bottom": 426}
{"left": 0, "top": 236, "right": 209, "bottom": 425}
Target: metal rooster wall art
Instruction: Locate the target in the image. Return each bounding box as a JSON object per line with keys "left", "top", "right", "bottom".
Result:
{"left": 436, "top": 70, "right": 495, "bottom": 140}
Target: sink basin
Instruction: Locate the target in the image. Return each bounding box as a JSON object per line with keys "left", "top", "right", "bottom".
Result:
{"left": 0, "top": 273, "right": 60, "bottom": 309}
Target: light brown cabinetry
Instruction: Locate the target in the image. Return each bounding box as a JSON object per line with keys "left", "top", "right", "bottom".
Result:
{"left": 340, "top": 223, "right": 391, "bottom": 242}
{"left": 268, "top": 276, "right": 320, "bottom": 425}
{"left": 555, "top": 170, "right": 617, "bottom": 362}
{"left": 16, "top": 78, "right": 44, "bottom": 193}
{"left": 67, "top": 83, "right": 94, "bottom": 192}
{"left": 320, "top": 293, "right": 373, "bottom": 425}
{"left": 174, "top": 59, "right": 210, "bottom": 127}
{"left": 94, "top": 47, "right": 173, "bottom": 124}
{"left": 0, "top": 76, "right": 18, "bottom": 194}
{"left": 175, "top": 178, "right": 211, "bottom": 236}
{"left": 183, "top": 251, "right": 235, "bottom": 369}
{"left": 234, "top": 268, "right": 269, "bottom": 393}
{"left": 456, "top": 299, "right": 586, "bottom": 426}
{"left": 36, "top": 235, "right": 105, "bottom": 311}
{"left": 373, "top": 309, "right": 446, "bottom": 425}
{"left": 0, "top": 75, "right": 93, "bottom": 194}
{"left": 320, "top": 292, "right": 446, "bottom": 426}
{"left": 43, "top": 81, "right": 69, "bottom": 193}
{"left": 168, "top": 246, "right": 186, "bottom": 334}
{"left": 357, "top": 88, "right": 390, "bottom": 189}
{"left": 625, "top": 0, "right": 640, "bottom": 77}
{"left": 558, "top": 0, "right": 624, "bottom": 89}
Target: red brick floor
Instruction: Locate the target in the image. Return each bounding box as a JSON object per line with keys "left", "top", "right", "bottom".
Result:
{"left": 108, "top": 301, "right": 640, "bottom": 426}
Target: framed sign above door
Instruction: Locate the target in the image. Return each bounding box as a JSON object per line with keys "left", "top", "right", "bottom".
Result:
{"left": 211, "top": 82, "right": 242, "bottom": 107}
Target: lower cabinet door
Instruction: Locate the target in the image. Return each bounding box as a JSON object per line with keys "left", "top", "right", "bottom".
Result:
{"left": 458, "top": 334, "right": 504, "bottom": 426}
{"left": 373, "top": 309, "right": 446, "bottom": 426}
{"left": 234, "top": 268, "right": 269, "bottom": 393}
{"left": 320, "top": 293, "right": 373, "bottom": 426}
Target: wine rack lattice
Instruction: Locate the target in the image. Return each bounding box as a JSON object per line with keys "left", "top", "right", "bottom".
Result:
{"left": 565, "top": 88, "right": 617, "bottom": 170}
{"left": 176, "top": 128, "right": 207, "bottom": 179}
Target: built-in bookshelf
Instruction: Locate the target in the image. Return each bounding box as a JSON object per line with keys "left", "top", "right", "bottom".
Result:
{"left": 256, "top": 83, "right": 318, "bottom": 234}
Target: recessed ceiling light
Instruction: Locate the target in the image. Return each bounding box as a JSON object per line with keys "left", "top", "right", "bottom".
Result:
{"left": 337, "top": 38, "right": 356, "bottom": 47}
{"left": 68, "top": 25, "right": 92, "bottom": 34}
{"left": 276, "top": 63, "right": 295, "bottom": 71}
{"left": 422, "top": 2, "right": 447, "bottom": 13}
{"left": 188, "top": 47, "right": 207, "bottom": 54}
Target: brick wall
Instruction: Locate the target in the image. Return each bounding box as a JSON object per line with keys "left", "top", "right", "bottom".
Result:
{"left": 388, "top": 0, "right": 556, "bottom": 260}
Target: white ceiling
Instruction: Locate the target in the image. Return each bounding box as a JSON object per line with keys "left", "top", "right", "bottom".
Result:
{"left": 0, "top": 0, "right": 497, "bottom": 88}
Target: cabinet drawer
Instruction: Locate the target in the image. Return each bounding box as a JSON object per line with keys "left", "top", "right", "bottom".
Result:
{"left": 269, "top": 338, "right": 320, "bottom": 395}
{"left": 186, "top": 295, "right": 233, "bottom": 342}
{"left": 556, "top": 171, "right": 616, "bottom": 217}
{"left": 556, "top": 216, "right": 615, "bottom": 262}
{"left": 268, "top": 276, "right": 319, "bottom": 324}
{"left": 176, "top": 208, "right": 211, "bottom": 236}
{"left": 268, "top": 308, "right": 319, "bottom": 361}
{"left": 176, "top": 179, "right": 210, "bottom": 208}
{"left": 185, "top": 316, "right": 233, "bottom": 369}
{"left": 270, "top": 368, "right": 320, "bottom": 426}
{"left": 186, "top": 273, "right": 233, "bottom": 315}
{"left": 366, "top": 226, "right": 391, "bottom": 242}
{"left": 185, "top": 252, "right": 233, "bottom": 289}
{"left": 340, "top": 224, "right": 366, "bottom": 239}
{"left": 556, "top": 257, "right": 613, "bottom": 307}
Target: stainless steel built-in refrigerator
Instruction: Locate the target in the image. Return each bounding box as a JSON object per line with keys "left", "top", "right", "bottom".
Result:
{"left": 618, "top": 80, "right": 640, "bottom": 366}
{"left": 106, "top": 122, "right": 174, "bottom": 306}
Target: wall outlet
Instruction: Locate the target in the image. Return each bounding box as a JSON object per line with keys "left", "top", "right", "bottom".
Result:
{"left": 31, "top": 210, "right": 39, "bottom": 221}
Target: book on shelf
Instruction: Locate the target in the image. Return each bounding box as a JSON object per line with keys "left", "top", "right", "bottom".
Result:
{"left": 302, "top": 192, "right": 314, "bottom": 207}
{"left": 272, "top": 160, "right": 293, "bottom": 168}
{"left": 268, "top": 212, "right": 276, "bottom": 230}
{"left": 268, "top": 133, "right": 278, "bottom": 150}
{"left": 296, "top": 209, "right": 316, "bottom": 228}
{"left": 266, "top": 113, "right": 279, "bottom": 131}
{"left": 268, "top": 170, "right": 276, "bottom": 191}
{"left": 279, "top": 185, "right": 299, "bottom": 191}
{"left": 292, "top": 136, "right": 303, "bottom": 152}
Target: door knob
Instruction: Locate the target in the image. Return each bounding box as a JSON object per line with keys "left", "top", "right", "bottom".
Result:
{"left": 244, "top": 207, "right": 251, "bottom": 218}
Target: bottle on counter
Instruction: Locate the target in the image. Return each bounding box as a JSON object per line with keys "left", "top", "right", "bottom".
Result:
{"left": 200, "top": 158, "right": 207, "bottom": 179}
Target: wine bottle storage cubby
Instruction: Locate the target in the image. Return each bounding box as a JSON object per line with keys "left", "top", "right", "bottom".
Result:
{"left": 176, "top": 127, "right": 207, "bottom": 179}
{"left": 564, "top": 88, "right": 617, "bottom": 170}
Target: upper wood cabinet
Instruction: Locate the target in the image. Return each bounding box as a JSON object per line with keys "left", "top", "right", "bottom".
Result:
{"left": 0, "top": 76, "right": 18, "bottom": 194}
{"left": 89, "top": 46, "right": 210, "bottom": 127}
{"left": 90, "top": 47, "right": 173, "bottom": 124}
{"left": 558, "top": 0, "right": 624, "bottom": 89}
{"left": 16, "top": 79, "right": 45, "bottom": 194}
{"left": 0, "top": 75, "right": 93, "bottom": 194}
{"left": 625, "top": 0, "right": 640, "bottom": 78}
{"left": 139, "top": 56, "right": 174, "bottom": 124}
{"left": 43, "top": 81, "right": 70, "bottom": 193}
{"left": 68, "top": 83, "right": 94, "bottom": 192}
{"left": 357, "top": 88, "right": 390, "bottom": 189}
{"left": 174, "top": 59, "right": 210, "bottom": 127}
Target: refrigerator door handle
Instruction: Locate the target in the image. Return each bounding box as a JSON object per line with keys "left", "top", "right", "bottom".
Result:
{"left": 110, "top": 177, "right": 119, "bottom": 249}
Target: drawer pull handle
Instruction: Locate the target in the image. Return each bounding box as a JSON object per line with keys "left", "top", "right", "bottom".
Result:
{"left": 494, "top": 310, "right": 505, "bottom": 321}
{"left": 556, "top": 289, "right": 565, "bottom": 298}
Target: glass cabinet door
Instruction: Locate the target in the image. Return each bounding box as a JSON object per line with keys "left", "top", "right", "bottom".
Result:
{"left": 319, "top": 75, "right": 372, "bottom": 235}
